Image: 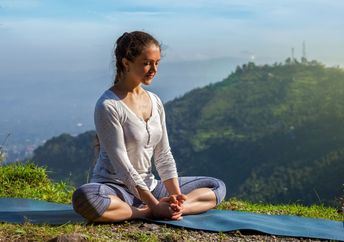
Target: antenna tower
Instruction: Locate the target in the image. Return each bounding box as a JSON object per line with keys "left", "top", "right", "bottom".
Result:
{"left": 302, "top": 41, "right": 307, "bottom": 60}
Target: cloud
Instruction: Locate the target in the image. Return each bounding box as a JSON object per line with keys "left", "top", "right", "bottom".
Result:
{"left": 0, "top": 0, "right": 343, "bottom": 65}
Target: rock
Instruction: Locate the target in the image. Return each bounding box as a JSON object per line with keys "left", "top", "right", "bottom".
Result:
{"left": 48, "top": 233, "right": 88, "bottom": 242}
{"left": 139, "top": 223, "right": 160, "bottom": 231}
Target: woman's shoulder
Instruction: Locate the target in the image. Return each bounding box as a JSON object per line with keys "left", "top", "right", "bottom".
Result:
{"left": 95, "top": 89, "right": 121, "bottom": 112}
{"left": 147, "top": 90, "right": 163, "bottom": 109}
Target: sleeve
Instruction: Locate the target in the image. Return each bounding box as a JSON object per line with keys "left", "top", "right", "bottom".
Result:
{"left": 153, "top": 96, "right": 178, "bottom": 181}
{"left": 94, "top": 102, "right": 149, "bottom": 199}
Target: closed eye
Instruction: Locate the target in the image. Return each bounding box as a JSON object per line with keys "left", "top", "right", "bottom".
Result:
{"left": 144, "top": 60, "right": 160, "bottom": 66}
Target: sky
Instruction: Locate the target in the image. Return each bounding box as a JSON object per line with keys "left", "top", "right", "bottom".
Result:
{"left": 0, "top": 0, "right": 344, "bottom": 150}
{"left": 1, "top": 0, "right": 344, "bottom": 68}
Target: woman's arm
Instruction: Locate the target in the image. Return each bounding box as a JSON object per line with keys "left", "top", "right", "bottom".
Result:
{"left": 163, "top": 177, "right": 181, "bottom": 195}
{"left": 153, "top": 95, "right": 178, "bottom": 185}
{"left": 151, "top": 95, "right": 187, "bottom": 213}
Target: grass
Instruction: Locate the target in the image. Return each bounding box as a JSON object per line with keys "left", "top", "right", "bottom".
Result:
{"left": 0, "top": 162, "right": 74, "bottom": 203}
{"left": 0, "top": 162, "right": 343, "bottom": 241}
{"left": 217, "top": 198, "right": 344, "bottom": 221}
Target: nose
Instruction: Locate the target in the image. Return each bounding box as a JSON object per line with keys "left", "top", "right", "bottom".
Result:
{"left": 151, "top": 63, "right": 158, "bottom": 72}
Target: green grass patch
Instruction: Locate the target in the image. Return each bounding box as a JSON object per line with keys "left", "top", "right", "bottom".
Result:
{"left": 0, "top": 162, "right": 74, "bottom": 203}
{"left": 217, "top": 198, "right": 344, "bottom": 221}
{"left": 0, "top": 222, "right": 194, "bottom": 242}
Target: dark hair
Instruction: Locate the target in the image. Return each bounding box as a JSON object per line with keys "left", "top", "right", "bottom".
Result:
{"left": 113, "top": 31, "right": 161, "bottom": 84}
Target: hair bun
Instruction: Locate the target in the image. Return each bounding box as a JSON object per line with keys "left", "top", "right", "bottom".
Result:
{"left": 117, "top": 32, "right": 130, "bottom": 44}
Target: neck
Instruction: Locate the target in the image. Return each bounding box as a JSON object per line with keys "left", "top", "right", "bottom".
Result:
{"left": 113, "top": 77, "right": 143, "bottom": 96}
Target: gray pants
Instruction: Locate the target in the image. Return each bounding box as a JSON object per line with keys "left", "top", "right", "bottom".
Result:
{"left": 72, "top": 176, "right": 227, "bottom": 221}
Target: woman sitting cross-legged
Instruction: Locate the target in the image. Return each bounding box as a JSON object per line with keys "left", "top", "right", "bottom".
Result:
{"left": 72, "top": 31, "right": 226, "bottom": 222}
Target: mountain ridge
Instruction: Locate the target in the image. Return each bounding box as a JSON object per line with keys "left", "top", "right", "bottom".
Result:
{"left": 31, "top": 59, "right": 344, "bottom": 206}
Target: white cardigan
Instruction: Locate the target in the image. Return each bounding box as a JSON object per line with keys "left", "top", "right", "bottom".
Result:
{"left": 91, "top": 89, "right": 178, "bottom": 199}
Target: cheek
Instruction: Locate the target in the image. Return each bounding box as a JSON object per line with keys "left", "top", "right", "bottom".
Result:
{"left": 133, "top": 66, "right": 149, "bottom": 76}
{"left": 143, "top": 65, "right": 151, "bottom": 73}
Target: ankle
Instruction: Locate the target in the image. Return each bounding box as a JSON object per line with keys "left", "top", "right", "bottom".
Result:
{"left": 136, "top": 207, "right": 152, "bottom": 219}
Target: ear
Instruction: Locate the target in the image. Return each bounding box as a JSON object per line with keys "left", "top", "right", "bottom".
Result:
{"left": 122, "top": 58, "right": 130, "bottom": 71}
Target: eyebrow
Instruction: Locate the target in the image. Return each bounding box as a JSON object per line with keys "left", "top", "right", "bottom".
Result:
{"left": 143, "top": 59, "right": 160, "bottom": 62}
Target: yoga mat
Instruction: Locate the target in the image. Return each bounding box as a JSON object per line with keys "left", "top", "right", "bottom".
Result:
{"left": 147, "top": 210, "right": 344, "bottom": 241}
{"left": 0, "top": 198, "right": 84, "bottom": 224}
{"left": 0, "top": 198, "right": 343, "bottom": 241}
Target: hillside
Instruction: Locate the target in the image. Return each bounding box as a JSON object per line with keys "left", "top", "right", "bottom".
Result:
{"left": 165, "top": 59, "right": 344, "bottom": 206}
{"left": 31, "top": 59, "right": 344, "bottom": 206}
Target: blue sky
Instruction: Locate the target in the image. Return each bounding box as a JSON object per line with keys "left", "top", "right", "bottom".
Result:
{"left": 1, "top": 0, "right": 344, "bottom": 66}
{"left": 1, "top": 0, "right": 344, "bottom": 146}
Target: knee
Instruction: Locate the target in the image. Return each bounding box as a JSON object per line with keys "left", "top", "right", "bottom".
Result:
{"left": 206, "top": 177, "right": 227, "bottom": 205}
{"left": 72, "top": 183, "right": 111, "bottom": 221}
{"left": 214, "top": 178, "right": 227, "bottom": 205}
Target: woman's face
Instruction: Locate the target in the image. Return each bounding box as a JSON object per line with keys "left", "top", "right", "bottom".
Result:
{"left": 125, "top": 44, "right": 161, "bottom": 86}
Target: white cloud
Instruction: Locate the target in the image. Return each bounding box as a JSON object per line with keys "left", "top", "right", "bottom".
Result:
{"left": 0, "top": 0, "right": 343, "bottom": 65}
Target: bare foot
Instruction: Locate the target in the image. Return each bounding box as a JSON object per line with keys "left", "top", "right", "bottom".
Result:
{"left": 137, "top": 206, "right": 152, "bottom": 219}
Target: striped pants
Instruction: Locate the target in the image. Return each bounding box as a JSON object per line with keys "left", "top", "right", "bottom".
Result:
{"left": 72, "top": 176, "right": 227, "bottom": 221}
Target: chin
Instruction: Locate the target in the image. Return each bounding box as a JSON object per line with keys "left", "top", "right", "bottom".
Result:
{"left": 142, "top": 81, "right": 153, "bottom": 86}
{"left": 142, "top": 78, "right": 154, "bottom": 85}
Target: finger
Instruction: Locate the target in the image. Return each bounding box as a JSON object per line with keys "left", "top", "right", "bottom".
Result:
{"left": 171, "top": 209, "right": 182, "bottom": 215}
{"left": 159, "top": 197, "right": 170, "bottom": 202}
{"left": 170, "top": 203, "right": 180, "bottom": 208}
{"left": 177, "top": 194, "right": 187, "bottom": 203}
{"left": 171, "top": 214, "right": 183, "bottom": 220}
{"left": 169, "top": 195, "right": 178, "bottom": 204}
{"left": 170, "top": 206, "right": 180, "bottom": 212}
{"left": 171, "top": 213, "right": 182, "bottom": 219}
{"left": 170, "top": 206, "right": 182, "bottom": 214}
{"left": 170, "top": 204, "right": 182, "bottom": 212}
{"left": 171, "top": 207, "right": 181, "bottom": 213}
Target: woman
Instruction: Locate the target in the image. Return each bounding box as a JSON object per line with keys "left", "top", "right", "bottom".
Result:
{"left": 72, "top": 31, "right": 226, "bottom": 222}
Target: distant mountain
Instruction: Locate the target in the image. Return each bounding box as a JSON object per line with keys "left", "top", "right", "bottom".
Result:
{"left": 31, "top": 59, "right": 344, "bottom": 206}
{"left": 32, "top": 131, "right": 96, "bottom": 186}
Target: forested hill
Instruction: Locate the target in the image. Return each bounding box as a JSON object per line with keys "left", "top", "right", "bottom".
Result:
{"left": 31, "top": 59, "right": 344, "bottom": 206}
{"left": 165, "top": 59, "right": 344, "bottom": 206}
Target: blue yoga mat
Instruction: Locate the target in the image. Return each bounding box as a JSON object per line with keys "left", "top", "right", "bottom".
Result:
{"left": 0, "top": 198, "right": 84, "bottom": 224}
{"left": 0, "top": 198, "right": 343, "bottom": 241}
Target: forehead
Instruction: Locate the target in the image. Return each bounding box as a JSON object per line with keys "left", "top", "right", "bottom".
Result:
{"left": 138, "top": 44, "right": 161, "bottom": 60}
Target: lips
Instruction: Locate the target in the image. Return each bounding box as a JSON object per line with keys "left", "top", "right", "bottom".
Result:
{"left": 146, "top": 74, "right": 155, "bottom": 78}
